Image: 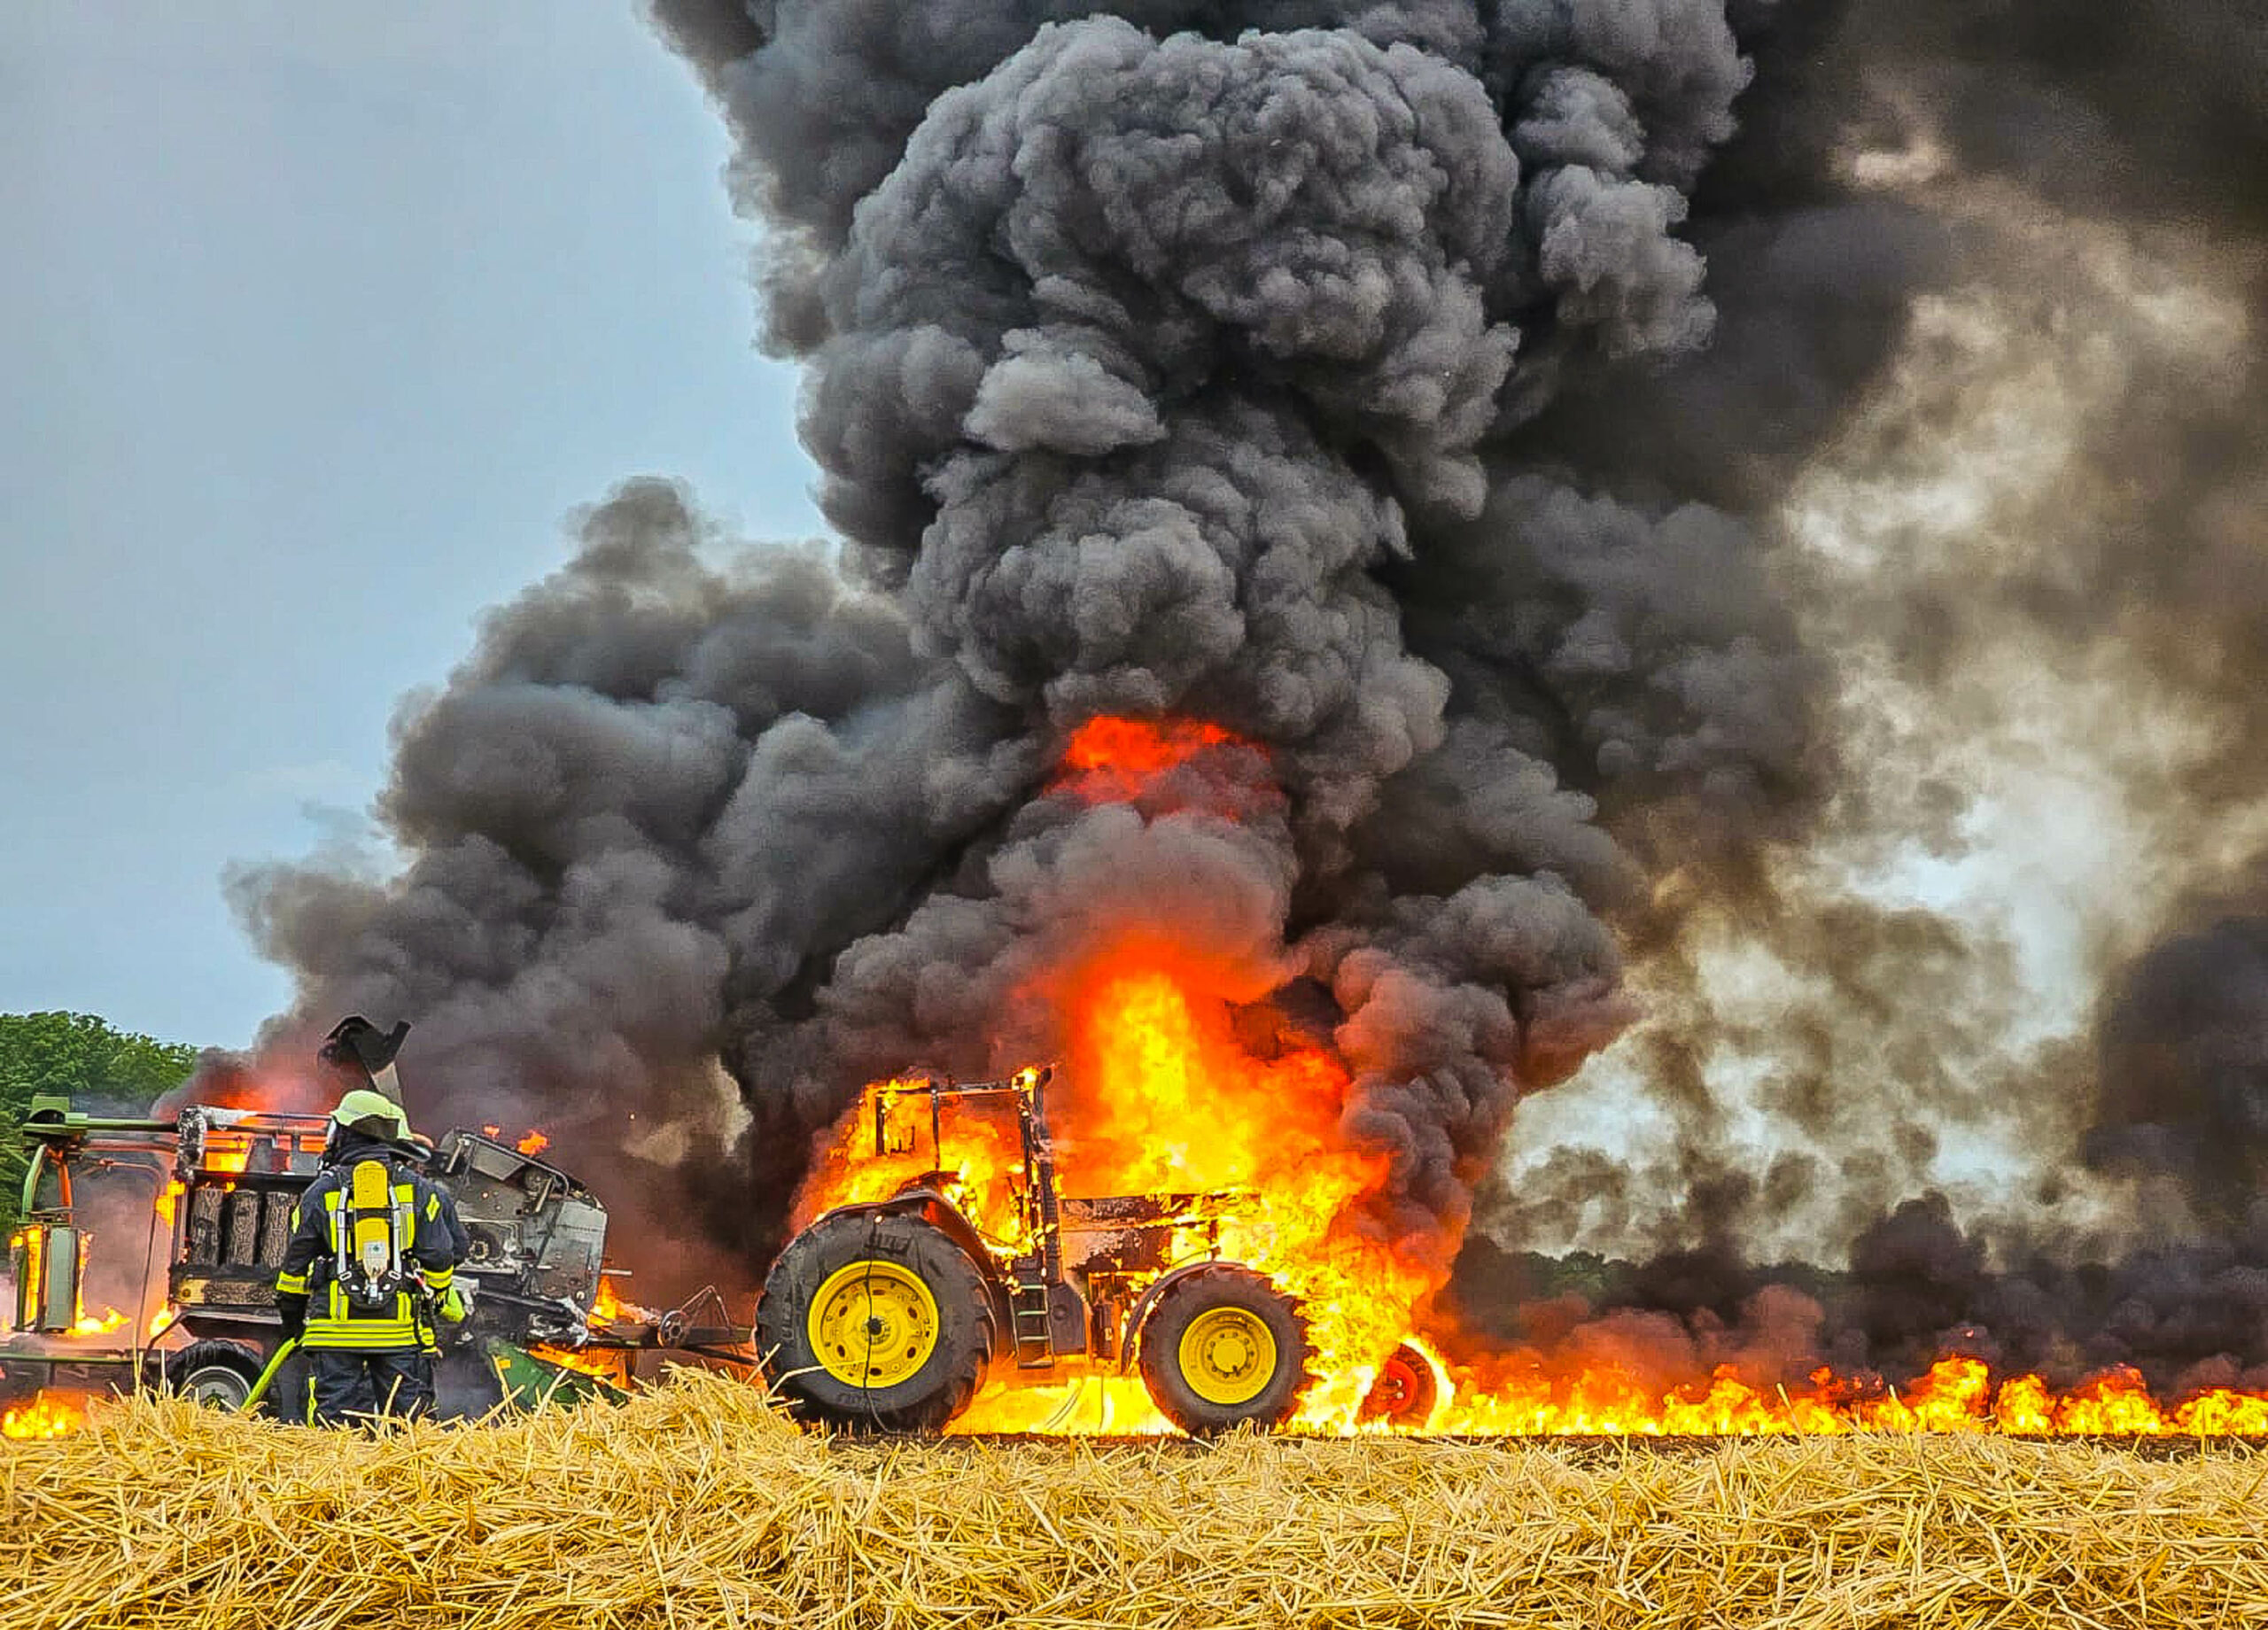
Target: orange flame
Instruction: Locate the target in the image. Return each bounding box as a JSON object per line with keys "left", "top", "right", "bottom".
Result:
{"left": 1051, "top": 717, "right": 1243, "bottom": 804}
{"left": 1068, "top": 954, "right": 1429, "bottom": 1427}
{"left": 796, "top": 947, "right": 1447, "bottom": 1435}
{"left": 1412, "top": 1354, "right": 2268, "bottom": 1438}
{"left": 794, "top": 1076, "right": 1032, "bottom": 1239}
{"left": 527, "top": 1344, "right": 632, "bottom": 1387}
{"left": 2, "top": 1391, "right": 92, "bottom": 1440}
{"left": 517, "top": 1129, "right": 551, "bottom": 1157}
{"left": 787, "top": 716, "right": 2264, "bottom": 1437}
{"left": 149, "top": 1147, "right": 246, "bottom": 1252}
{"left": 67, "top": 1306, "right": 129, "bottom": 1339}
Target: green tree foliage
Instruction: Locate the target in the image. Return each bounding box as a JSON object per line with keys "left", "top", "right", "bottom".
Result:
{"left": 1, "top": 1013, "right": 199, "bottom": 1228}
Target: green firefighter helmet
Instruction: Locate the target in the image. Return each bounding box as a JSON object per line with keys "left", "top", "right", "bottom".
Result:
{"left": 330, "top": 1087, "right": 415, "bottom": 1144}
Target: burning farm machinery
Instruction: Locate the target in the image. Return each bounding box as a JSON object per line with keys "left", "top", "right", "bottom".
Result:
{"left": 2, "top": 1098, "right": 745, "bottom": 1418}
{"left": 759, "top": 1066, "right": 1437, "bottom": 1434}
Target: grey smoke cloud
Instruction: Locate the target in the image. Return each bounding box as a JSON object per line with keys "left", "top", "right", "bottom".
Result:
{"left": 2092, "top": 913, "right": 2268, "bottom": 1227}
{"left": 1440, "top": 0, "right": 2268, "bottom": 1392}
{"left": 231, "top": 0, "right": 2267, "bottom": 1401}
{"left": 230, "top": 3, "right": 1811, "bottom": 1301}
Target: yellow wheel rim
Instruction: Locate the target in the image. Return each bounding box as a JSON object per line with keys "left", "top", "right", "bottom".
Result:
{"left": 1177, "top": 1306, "right": 1278, "bottom": 1406}
{"left": 807, "top": 1260, "right": 941, "bottom": 1389}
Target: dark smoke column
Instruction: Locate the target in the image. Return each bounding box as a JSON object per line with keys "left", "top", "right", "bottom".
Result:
{"left": 237, "top": 3, "right": 1818, "bottom": 1289}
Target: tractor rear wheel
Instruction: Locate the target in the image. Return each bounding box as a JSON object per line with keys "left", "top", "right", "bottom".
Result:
{"left": 756, "top": 1211, "right": 995, "bottom": 1432}
{"left": 1137, "top": 1264, "right": 1309, "bottom": 1435}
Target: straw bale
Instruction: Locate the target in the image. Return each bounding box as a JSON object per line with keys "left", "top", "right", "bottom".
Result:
{"left": 4, "top": 1370, "right": 2265, "bottom": 1629}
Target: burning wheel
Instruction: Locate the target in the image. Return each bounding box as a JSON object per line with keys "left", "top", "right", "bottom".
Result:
{"left": 163, "top": 1340, "right": 264, "bottom": 1413}
{"left": 1136, "top": 1264, "right": 1309, "bottom": 1435}
{"left": 1357, "top": 1342, "right": 1442, "bottom": 1429}
{"left": 757, "top": 1211, "right": 996, "bottom": 1432}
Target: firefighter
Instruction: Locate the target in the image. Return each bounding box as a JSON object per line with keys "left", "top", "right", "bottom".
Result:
{"left": 275, "top": 1067, "right": 470, "bottom": 1424}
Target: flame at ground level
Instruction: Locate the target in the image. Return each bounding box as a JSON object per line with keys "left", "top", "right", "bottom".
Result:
{"left": 3, "top": 1390, "right": 94, "bottom": 1440}
{"left": 790, "top": 926, "right": 2268, "bottom": 1440}
{"left": 4, "top": 1359, "right": 2265, "bottom": 1439}
{"left": 525, "top": 1345, "right": 634, "bottom": 1389}
{"left": 944, "top": 1355, "right": 2268, "bottom": 1436}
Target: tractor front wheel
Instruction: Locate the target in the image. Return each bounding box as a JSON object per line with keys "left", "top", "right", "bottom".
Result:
{"left": 1137, "top": 1264, "right": 1309, "bottom": 1435}
{"left": 756, "top": 1211, "right": 995, "bottom": 1432}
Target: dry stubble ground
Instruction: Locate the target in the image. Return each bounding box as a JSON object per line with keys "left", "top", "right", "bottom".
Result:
{"left": 4, "top": 1370, "right": 2266, "bottom": 1628}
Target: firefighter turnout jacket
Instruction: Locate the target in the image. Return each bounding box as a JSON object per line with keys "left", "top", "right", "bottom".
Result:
{"left": 276, "top": 1133, "right": 470, "bottom": 1351}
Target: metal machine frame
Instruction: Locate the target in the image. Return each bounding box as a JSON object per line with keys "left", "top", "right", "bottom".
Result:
{"left": 4, "top": 1098, "right": 750, "bottom": 1414}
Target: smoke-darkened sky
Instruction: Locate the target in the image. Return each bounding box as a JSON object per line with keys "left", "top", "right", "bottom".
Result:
{"left": 0, "top": 3, "right": 812, "bottom": 1047}
{"left": 14, "top": 4, "right": 2268, "bottom": 1377}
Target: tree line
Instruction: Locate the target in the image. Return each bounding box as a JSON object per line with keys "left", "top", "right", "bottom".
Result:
{"left": 1, "top": 1013, "right": 198, "bottom": 1230}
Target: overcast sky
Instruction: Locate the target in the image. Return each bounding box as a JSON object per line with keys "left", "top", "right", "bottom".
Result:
{"left": 2, "top": 4, "right": 819, "bottom": 1049}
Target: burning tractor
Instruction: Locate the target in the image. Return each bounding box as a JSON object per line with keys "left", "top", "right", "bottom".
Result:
{"left": 760, "top": 1065, "right": 1427, "bottom": 1435}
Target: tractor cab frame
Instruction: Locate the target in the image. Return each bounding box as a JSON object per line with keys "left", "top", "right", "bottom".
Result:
{"left": 757, "top": 1065, "right": 1318, "bottom": 1434}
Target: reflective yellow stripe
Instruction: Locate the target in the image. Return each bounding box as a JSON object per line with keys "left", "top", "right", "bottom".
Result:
{"left": 305, "top": 1285, "right": 425, "bottom": 1351}
{"left": 275, "top": 1270, "right": 309, "bottom": 1295}
{"left": 301, "top": 1322, "right": 425, "bottom": 1350}
{"left": 421, "top": 1264, "right": 454, "bottom": 1290}
{"left": 425, "top": 1194, "right": 439, "bottom": 1222}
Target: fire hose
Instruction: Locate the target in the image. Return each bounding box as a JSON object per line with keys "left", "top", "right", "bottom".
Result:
{"left": 235, "top": 1281, "right": 464, "bottom": 1416}
{"left": 238, "top": 1338, "right": 299, "bottom": 1414}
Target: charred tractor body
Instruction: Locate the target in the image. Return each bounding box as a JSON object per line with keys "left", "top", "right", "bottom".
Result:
{"left": 758, "top": 1066, "right": 1323, "bottom": 1435}
{"left": 2, "top": 1098, "right": 733, "bottom": 1417}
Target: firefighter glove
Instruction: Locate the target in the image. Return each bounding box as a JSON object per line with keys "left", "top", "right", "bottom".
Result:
{"left": 276, "top": 1292, "right": 307, "bottom": 1342}
{"left": 439, "top": 1285, "right": 468, "bottom": 1323}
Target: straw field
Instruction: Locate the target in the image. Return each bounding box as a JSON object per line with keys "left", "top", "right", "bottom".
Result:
{"left": 4, "top": 1370, "right": 2266, "bottom": 1629}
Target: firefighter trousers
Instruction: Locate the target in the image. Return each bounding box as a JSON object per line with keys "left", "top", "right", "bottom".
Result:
{"left": 305, "top": 1348, "right": 435, "bottom": 1426}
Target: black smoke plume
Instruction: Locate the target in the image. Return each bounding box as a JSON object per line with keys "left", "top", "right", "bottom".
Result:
{"left": 233, "top": 1, "right": 1814, "bottom": 1303}
{"left": 1439, "top": 0, "right": 2268, "bottom": 1385}
{"left": 224, "top": 0, "right": 2268, "bottom": 1397}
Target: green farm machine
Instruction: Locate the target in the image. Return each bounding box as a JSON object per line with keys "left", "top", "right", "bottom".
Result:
{"left": 2, "top": 1098, "right": 742, "bottom": 1419}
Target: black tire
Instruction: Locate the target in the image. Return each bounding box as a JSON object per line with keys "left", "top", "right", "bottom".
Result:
{"left": 1357, "top": 1342, "right": 1442, "bottom": 1428}
{"left": 433, "top": 1346, "right": 509, "bottom": 1423}
{"left": 756, "top": 1210, "right": 996, "bottom": 1432}
{"left": 1137, "top": 1264, "right": 1310, "bottom": 1435}
{"left": 164, "top": 1339, "right": 264, "bottom": 1412}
